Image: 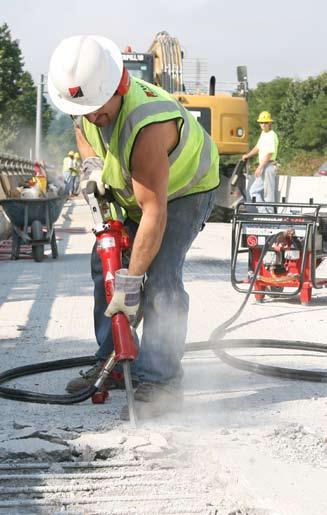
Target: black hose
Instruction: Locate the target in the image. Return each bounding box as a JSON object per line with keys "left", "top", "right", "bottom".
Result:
{"left": 0, "top": 356, "right": 97, "bottom": 404}
{"left": 185, "top": 339, "right": 327, "bottom": 382}
{"left": 0, "top": 230, "right": 326, "bottom": 404}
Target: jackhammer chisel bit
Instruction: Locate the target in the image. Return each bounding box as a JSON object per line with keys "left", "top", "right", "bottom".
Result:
{"left": 122, "top": 361, "right": 137, "bottom": 426}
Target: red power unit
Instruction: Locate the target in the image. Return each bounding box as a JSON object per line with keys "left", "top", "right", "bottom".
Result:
{"left": 231, "top": 201, "right": 327, "bottom": 305}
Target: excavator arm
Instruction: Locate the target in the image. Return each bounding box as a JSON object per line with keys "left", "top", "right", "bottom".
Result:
{"left": 148, "top": 31, "right": 184, "bottom": 93}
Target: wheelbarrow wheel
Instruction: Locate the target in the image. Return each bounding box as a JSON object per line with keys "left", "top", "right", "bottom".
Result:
{"left": 31, "top": 220, "right": 44, "bottom": 262}
{"left": 51, "top": 230, "right": 58, "bottom": 259}
{"left": 11, "top": 231, "right": 21, "bottom": 260}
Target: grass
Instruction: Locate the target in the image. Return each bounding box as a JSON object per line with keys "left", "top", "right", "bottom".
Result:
{"left": 278, "top": 152, "right": 325, "bottom": 176}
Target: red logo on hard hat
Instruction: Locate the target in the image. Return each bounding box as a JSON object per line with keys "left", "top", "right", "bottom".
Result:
{"left": 68, "top": 86, "right": 84, "bottom": 98}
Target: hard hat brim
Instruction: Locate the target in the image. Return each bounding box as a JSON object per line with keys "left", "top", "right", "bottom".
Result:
{"left": 48, "top": 35, "right": 123, "bottom": 116}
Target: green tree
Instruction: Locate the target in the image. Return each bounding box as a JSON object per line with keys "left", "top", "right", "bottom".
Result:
{"left": 0, "top": 23, "right": 53, "bottom": 155}
{"left": 0, "top": 23, "right": 22, "bottom": 112}
{"left": 248, "top": 77, "right": 292, "bottom": 148}
{"left": 293, "top": 93, "right": 327, "bottom": 152}
{"left": 278, "top": 73, "right": 327, "bottom": 156}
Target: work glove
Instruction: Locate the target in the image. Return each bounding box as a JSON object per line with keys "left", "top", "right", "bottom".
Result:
{"left": 105, "top": 269, "right": 144, "bottom": 322}
{"left": 80, "top": 156, "right": 105, "bottom": 196}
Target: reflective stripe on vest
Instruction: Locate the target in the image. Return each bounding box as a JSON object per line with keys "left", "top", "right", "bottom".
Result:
{"left": 117, "top": 99, "right": 216, "bottom": 202}
{"left": 82, "top": 77, "right": 219, "bottom": 221}
{"left": 118, "top": 101, "right": 190, "bottom": 174}
{"left": 169, "top": 128, "right": 212, "bottom": 200}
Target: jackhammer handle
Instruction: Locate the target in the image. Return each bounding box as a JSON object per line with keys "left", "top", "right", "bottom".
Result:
{"left": 86, "top": 180, "right": 97, "bottom": 195}
{"left": 86, "top": 180, "right": 114, "bottom": 201}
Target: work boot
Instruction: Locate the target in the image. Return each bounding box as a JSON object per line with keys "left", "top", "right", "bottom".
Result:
{"left": 120, "top": 382, "right": 183, "bottom": 421}
{"left": 66, "top": 361, "right": 128, "bottom": 394}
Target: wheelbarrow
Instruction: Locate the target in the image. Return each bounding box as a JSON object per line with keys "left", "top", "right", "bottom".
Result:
{"left": 0, "top": 195, "right": 67, "bottom": 262}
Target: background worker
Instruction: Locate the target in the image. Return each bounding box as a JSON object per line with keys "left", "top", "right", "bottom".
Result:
{"left": 62, "top": 150, "right": 75, "bottom": 195}
{"left": 242, "top": 111, "right": 279, "bottom": 212}
{"left": 33, "top": 160, "right": 48, "bottom": 195}
{"left": 71, "top": 152, "right": 81, "bottom": 196}
{"left": 48, "top": 34, "right": 219, "bottom": 420}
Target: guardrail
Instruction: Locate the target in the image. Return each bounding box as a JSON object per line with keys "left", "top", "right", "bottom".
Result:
{"left": 0, "top": 153, "right": 34, "bottom": 200}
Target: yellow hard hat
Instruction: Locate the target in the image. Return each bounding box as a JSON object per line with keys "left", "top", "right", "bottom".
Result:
{"left": 74, "top": 152, "right": 80, "bottom": 159}
{"left": 68, "top": 150, "right": 75, "bottom": 157}
{"left": 257, "top": 111, "right": 273, "bottom": 123}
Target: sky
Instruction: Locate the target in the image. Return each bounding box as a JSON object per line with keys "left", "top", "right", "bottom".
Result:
{"left": 1, "top": 0, "right": 326, "bottom": 92}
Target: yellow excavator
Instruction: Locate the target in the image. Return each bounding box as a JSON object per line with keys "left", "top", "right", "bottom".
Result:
{"left": 122, "top": 31, "right": 249, "bottom": 220}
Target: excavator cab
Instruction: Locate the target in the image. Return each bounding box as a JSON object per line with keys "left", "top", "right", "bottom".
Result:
{"left": 122, "top": 33, "right": 248, "bottom": 156}
{"left": 122, "top": 32, "right": 249, "bottom": 221}
{"left": 122, "top": 52, "right": 154, "bottom": 83}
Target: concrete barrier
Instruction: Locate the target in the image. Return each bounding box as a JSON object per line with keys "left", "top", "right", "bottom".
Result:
{"left": 246, "top": 174, "right": 327, "bottom": 205}
{"left": 276, "top": 175, "right": 327, "bottom": 204}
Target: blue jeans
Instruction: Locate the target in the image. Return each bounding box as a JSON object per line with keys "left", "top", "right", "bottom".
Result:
{"left": 63, "top": 171, "right": 72, "bottom": 195}
{"left": 71, "top": 175, "right": 80, "bottom": 195}
{"left": 91, "top": 189, "right": 216, "bottom": 385}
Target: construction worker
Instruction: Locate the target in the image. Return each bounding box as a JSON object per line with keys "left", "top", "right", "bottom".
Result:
{"left": 62, "top": 150, "right": 75, "bottom": 195}
{"left": 71, "top": 152, "right": 81, "bottom": 196}
{"left": 48, "top": 35, "right": 219, "bottom": 420}
{"left": 242, "top": 111, "right": 279, "bottom": 213}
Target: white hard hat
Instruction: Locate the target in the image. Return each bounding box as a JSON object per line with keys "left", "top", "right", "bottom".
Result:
{"left": 48, "top": 35, "right": 123, "bottom": 115}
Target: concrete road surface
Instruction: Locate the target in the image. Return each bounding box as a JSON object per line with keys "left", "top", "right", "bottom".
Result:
{"left": 1, "top": 197, "right": 327, "bottom": 514}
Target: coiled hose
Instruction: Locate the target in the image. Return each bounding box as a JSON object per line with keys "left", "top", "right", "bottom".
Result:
{"left": 1, "top": 231, "right": 327, "bottom": 405}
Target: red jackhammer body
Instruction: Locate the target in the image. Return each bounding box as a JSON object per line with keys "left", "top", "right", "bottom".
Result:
{"left": 95, "top": 222, "right": 138, "bottom": 362}
{"left": 86, "top": 183, "right": 138, "bottom": 425}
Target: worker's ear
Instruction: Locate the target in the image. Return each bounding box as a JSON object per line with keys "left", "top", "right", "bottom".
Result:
{"left": 116, "top": 68, "right": 130, "bottom": 96}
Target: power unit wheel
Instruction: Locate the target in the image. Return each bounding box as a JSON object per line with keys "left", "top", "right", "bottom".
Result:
{"left": 11, "top": 231, "right": 21, "bottom": 260}
{"left": 50, "top": 231, "right": 58, "bottom": 259}
{"left": 267, "top": 285, "right": 284, "bottom": 298}
{"left": 31, "top": 220, "right": 44, "bottom": 262}
{"left": 269, "top": 286, "right": 284, "bottom": 293}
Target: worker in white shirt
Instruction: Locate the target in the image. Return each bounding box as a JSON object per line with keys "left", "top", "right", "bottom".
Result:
{"left": 242, "top": 111, "right": 279, "bottom": 213}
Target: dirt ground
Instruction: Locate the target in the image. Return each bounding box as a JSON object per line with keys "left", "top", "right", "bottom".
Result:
{"left": 1, "top": 198, "right": 327, "bottom": 514}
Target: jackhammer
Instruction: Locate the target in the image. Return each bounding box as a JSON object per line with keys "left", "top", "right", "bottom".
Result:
{"left": 86, "top": 181, "right": 138, "bottom": 426}
{"left": 0, "top": 182, "right": 139, "bottom": 426}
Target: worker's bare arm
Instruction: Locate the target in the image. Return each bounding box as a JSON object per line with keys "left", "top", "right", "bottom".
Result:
{"left": 128, "top": 120, "right": 178, "bottom": 276}
{"left": 75, "top": 127, "right": 97, "bottom": 160}
{"left": 242, "top": 145, "right": 259, "bottom": 161}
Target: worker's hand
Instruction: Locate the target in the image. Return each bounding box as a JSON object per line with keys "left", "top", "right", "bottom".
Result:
{"left": 75, "top": 127, "right": 97, "bottom": 160}
{"left": 80, "top": 157, "right": 105, "bottom": 196}
{"left": 242, "top": 154, "right": 248, "bottom": 161}
{"left": 88, "top": 168, "right": 106, "bottom": 196}
{"left": 105, "top": 269, "right": 144, "bottom": 322}
{"left": 254, "top": 166, "right": 263, "bottom": 177}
